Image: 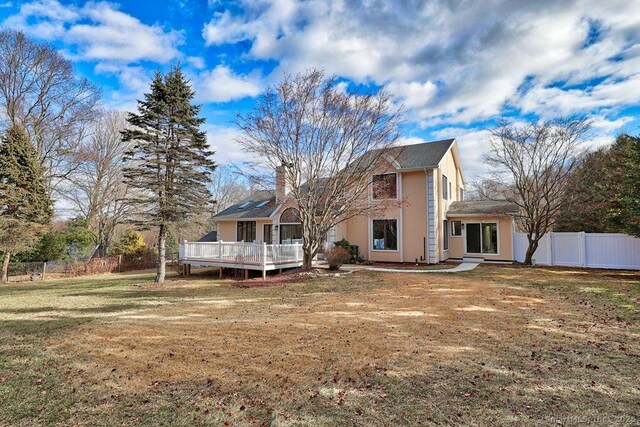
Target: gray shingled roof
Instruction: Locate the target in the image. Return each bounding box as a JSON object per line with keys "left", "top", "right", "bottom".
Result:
{"left": 197, "top": 231, "right": 218, "bottom": 242}
{"left": 213, "top": 190, "right": 277, "bottom": 220}
{"left": 447, "top": 201, "right": 520, "bottom": 216}
{"left": 213, "top": 139, "right": 457, "bottom": 220}
{"left": 382, "top": 138, "right": 455, "bottom": 169}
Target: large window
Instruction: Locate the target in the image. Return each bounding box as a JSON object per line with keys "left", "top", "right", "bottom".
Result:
{"left": 442, "top": 175, "right": 449, "bottom": 200}
{"left": 443, "top": 220, "right": 449, "bottom": 250}
{"left": 372, "top": 173, "right": 397, "bottom": 199}
{"left": 372, "top": 219, "right": 398, "bottom": 250}
{"left": 280, "top": 208, "right": 303, "bottom": 244}
{"left": 237, "top": 221, "right": 256, "bottom": 242}
{"left": 465, "top": 222, "right": 498, "bottom": 254}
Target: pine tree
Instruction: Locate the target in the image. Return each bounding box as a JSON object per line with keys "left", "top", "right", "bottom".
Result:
{"left": 0, "top": 125, "right": 53, "bottom": 283}
{"left": 122, "top": 67, "right": 215, "bottom": 283}
{"left": 555, "top": 134, "right": 640, "bottom": 236}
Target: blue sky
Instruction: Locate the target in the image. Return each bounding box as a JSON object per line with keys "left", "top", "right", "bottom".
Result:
{"left": 1, "top": 0, "right": 639, "bottom": 180}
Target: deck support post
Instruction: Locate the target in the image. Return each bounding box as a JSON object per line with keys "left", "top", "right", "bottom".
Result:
{"left": 244, "top": 269, "right": 249, "bottom": 280}
{"left": 219, "top": 267, "right": 223, "bottom": 279}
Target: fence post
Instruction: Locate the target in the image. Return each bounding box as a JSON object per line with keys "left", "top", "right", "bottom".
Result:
{"left": 548, "top": 232, "right": 554, "bottom": 266}
{"left": 42, "top": 262, "right": 47, "bottom": 281}
{"left": 580, "top": 232, "right": 587, "bottom": 267}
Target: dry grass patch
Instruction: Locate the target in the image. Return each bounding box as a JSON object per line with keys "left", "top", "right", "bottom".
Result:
{"left": 0, "top": 267, "right": 638, "bottom": 426}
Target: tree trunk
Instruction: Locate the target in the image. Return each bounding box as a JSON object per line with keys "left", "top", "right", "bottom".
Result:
{"left": 156, "top": 224, "right": 167, "bottom": 283}
{"left": 523, "top": 238, "right": 540, "bottom": 266}
{"left": 1, "top": 251, "right": 10, "bottom": 284}
{"left": 303, "top": 242, "right": 318, "bottom": 269}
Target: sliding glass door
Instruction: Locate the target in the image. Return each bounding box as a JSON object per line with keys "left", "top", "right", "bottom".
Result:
{"left": 465, "top": 223, "right": 498, "bottom": 254}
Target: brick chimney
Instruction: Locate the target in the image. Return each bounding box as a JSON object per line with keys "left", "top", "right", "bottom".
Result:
{"left": 275, "top": 164, "right": 289, "bottom": 202}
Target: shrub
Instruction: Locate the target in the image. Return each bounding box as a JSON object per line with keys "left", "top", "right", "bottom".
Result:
{"left": 334, "top": 238, "right": 357, "bottom": 261}
{"left": 325, "top": 246, "right": 352, "bottom": 270}
{"left": 111, "top": 230, "right": 149, "bottom": 257}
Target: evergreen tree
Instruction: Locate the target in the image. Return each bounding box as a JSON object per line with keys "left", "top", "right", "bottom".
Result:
{"left": 619, "top": 135, "right": 640, "bottom": 237}
{"left": 122, "top": 67, "right": 215, "bottom": 283}
{"left": 0, "top": 125, "right": 53, "bottom": 283}
{"left": 556, "top": 134, "right": 640, "bottom": 236}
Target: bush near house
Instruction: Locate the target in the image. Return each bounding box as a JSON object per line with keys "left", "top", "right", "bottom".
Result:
{"left": 325, "top": 246, "right": 352, "bottom": 270}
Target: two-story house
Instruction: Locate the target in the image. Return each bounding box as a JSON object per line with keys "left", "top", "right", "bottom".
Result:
{"left": 211, "top": 138, "right": 519, "bottom": 265}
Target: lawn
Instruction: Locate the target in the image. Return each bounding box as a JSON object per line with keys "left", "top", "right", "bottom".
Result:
{"left": 0, "top": 266, "right": 638, "bottom": 426}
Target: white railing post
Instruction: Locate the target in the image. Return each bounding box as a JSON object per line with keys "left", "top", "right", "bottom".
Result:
{"left": 548, "top": 232, "right": 554, "bottom": 266}
{"left": 580, "top": 231, "right": 587, "bottom": 267}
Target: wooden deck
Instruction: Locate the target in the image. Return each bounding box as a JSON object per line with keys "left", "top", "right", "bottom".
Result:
{"left": 179, "top": 241, "right": 304, "bottom": 279}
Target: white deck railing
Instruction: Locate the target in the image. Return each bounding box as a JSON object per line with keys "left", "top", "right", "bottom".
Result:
{"left": 179, "top": 241, "right": 304, "bottom": 269}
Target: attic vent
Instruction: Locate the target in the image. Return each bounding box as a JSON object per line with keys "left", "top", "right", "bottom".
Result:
{"left": 255, "top": 201, "right": 269, "bottom": 208}
{"left": 238, "top": 201, "right": 252, "bottom": 209}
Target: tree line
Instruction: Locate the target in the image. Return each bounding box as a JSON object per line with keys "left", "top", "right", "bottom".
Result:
{"left": 1, "top": 29, "right": 637, "bottom": 283}
{"left": 0, "top": 30, "right": 218, "bottom": 283}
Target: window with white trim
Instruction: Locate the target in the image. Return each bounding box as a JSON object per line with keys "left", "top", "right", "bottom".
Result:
{"left": 443, "top": 220, "right": 449, "bottom": 250}
{"left": 372, "top": 219, "right": 398, "bottom": 250}
{"left": 372, "top": 173, "right": 397, "bottom": 199}
{"left": 465, "top": 222, "right": 498, "bottom": 254}
{"left": 451, "top": 220, "right": 462, "bottom": 236}
{"left": 442, "top": 175, "right": 449, "bottom": 200}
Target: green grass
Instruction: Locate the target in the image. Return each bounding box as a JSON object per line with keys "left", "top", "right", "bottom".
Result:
{"left": 0, "top": 267, "right": 638, "bottom": 426}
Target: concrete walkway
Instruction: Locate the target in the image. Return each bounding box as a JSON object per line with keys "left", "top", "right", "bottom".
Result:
{"left": 315, "top": 261, "right": 480, "bottom": 274}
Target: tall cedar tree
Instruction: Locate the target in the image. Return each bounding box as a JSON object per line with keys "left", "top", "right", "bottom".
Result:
{"left": 122, "top": 68, "right": 215, "bottom": 283}
{"left": 556, "top": 134, "right": 640, "bottom": 236}
{"left": 0, "top": 125, "right": 53, "bottom": 283}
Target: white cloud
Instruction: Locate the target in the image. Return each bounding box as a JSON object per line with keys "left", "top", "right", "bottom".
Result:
{"left": 201, "top": 0, "right": 640, "bottom": 125}
{"left": 204, "top": 124, "right": 246, "bottom": 165}
{"left": 187, "top": 56, "right": 206, "bottom": 70}
{"left": 194, "top": 65, "right": 263, "bottom": 103}
{"left": 3, "top": 0, "right": 182, "bottom": 63}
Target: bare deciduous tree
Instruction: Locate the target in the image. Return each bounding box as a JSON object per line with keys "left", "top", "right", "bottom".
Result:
{"left": 236, "top": 69, "right": 404, "bottom": 268}
{"left": 477, "top": 117, "right": 591, "bottom": 265}
{"left": 209, "top": 165, "right": 251, "bottom": 215}
{"left": 0, "top": 29, "right": 101, "bottom": 195}
{"left": 61, "top": 111, "right": 132, "bottom": 255}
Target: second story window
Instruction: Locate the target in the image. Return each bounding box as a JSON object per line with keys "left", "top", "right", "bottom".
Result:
{"left": 372, "top": 173, "right": 397, "bottom": 199}
{"left": 442, "top": 175, "right": 449, "bottom": 200}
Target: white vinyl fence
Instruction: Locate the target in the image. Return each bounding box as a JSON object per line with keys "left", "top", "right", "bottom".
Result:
{"left": 513, "top": 232, "right": 640, "bottom": 270}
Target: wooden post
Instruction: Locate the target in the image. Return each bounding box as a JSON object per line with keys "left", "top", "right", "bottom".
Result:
{"left": 244, "top": 269, "right": 249, "bottom": 280}
{"left": 118, "top": 255, "right": 122, "bottom": 272}
{"left": 42, "top": 262, "right": 47, "bottom": 281}
{"left": 219, "top": 267, "right": 223, "bottom": 279}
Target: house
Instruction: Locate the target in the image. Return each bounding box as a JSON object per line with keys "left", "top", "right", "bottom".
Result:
{"left": 207, "top": 139, "right": 519, "bottom": 265}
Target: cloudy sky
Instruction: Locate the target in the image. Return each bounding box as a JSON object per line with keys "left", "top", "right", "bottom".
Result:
{"left": 2, "top": 0, "right": 639, "bottom": 180}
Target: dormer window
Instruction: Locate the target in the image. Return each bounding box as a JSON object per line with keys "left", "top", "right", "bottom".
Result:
{"left": 372, "top": 173, "right": 397, "bottom": 199}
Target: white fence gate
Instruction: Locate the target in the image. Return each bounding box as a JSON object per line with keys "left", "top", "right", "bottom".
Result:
{"left": 513, "top": 232, "right": 640, "bottom": 270}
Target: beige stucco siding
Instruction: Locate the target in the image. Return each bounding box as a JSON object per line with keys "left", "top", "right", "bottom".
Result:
{"left": 401, "top": 171, "right": 427, "bottom": 262}
{"left": 217, "top": 221, "right": 237, "bottom": 241}
{"left": 438, "top": 148, "right": 463, "bottom": 261}
{"left": 447, "top": 216, "right": 514, "bottom": 261}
